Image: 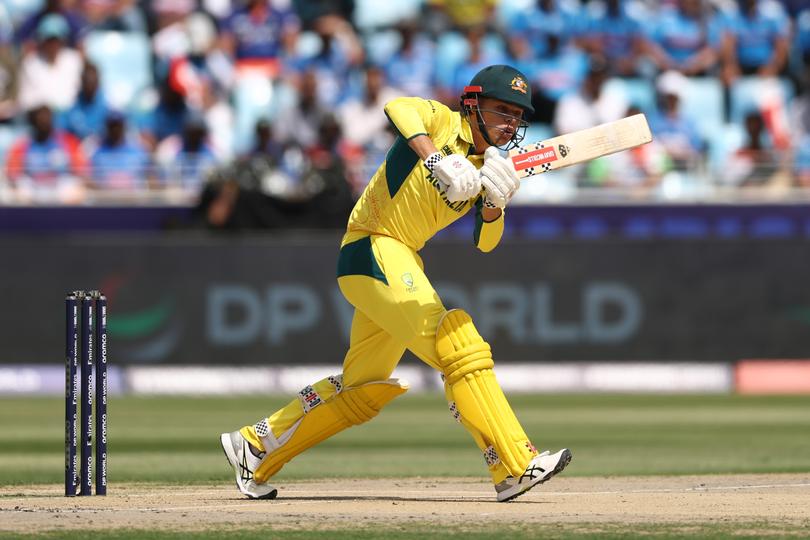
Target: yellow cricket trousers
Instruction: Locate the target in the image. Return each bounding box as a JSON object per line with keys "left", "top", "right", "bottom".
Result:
{"left": 337, "top": 234, "right": 447, "bottom": 385}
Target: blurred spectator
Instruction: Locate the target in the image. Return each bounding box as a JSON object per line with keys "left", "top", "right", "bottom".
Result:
{"left": 645, "top": 0, "right": 722, "bottom": 76}
{"left": 59, "top": 62, "right": 108, "bottom": 141}
{"left": 553, "top": 56, "right": 628, "bottom": 135}
{"left": 795, "top": 135, "right": 810, "bottom": 187}
{"left": 155, "top": 114, "right": 218, "bottom": 192}
{"left": 14, "top": 0, "right": 87, "bottom": 48}
{"left": 291, "top": 15, "right": 363, "bottom": 107}
{"left": 140, "top": 80, "right": 189, "bottom": 150}
{"left": 508, "top": 23, "right": 588, "bottom": 124}
{"left": 720, "top": 0, "right": 790, "bottom": 84}
{"left": 291, "top": 0, "right": 354, "bottom": 29}
{"left": 274, "top": 68, "right": 330, "bottom": 148}
{"left": 166, "top": 13, "right": 234, "bottom": 98}
{"left": 0, "top": 31, "right": 17, "bottom": 123}
{"left": 648, "top": 71, "right": 705, "bottom": 169}
{"left": 151, "top": 1, "right": 198, "bottom": 67}
{"left": 219, "top": 0, "right": 299, "bottom": 76}
{"left": 585, "top": 106, "right": 670, "bottom": 188}
{"left": 0, "top": 3, "right": 11, "bottom": 43}
{"left": 300, "top": 113, "right": 359, "bottom": 218}
{"left": 774, "top": 0, "right": 803, "bottom": 17}
{"left": 337, "top": 65, "right": 401, "bottom": 149}
{"left": 790, "top": 66, "right": 810, "bottom": 139}
{"left": 17, "top": 14, "right": 83, "bottom": 112}
{"left": 5, "top": 105, "right": 88, "bottom": 203}
{"left": 797, "top": 8, "right": 810, "bottom": 70}
{"left": 384, "top": 20, "right": 435, "bottom": 98}
{"left": 722, "top": 110, "right": 780, "bottom": 186}
{"left": 581, "top": 0, "right": 646, "bottom": 77}
{"left": 426, "top": 0, "right": 498, "bottom": 32}
{"left": 506, "top": 0, "right": 583, "bottom": 59}
{"left": 442, "top": 25, "right": 505, "bottom": 105}
{"left": 89, "top": 110, "right": 153, "bottom": 190}
{"left": 165, "top": 14, "right": 235, "bottom": 159}
{"left": 81, "top": 0, "right": 146, "bottom": 32}
{"left": 246, "top": 118, "right": 283, "bottom": 161}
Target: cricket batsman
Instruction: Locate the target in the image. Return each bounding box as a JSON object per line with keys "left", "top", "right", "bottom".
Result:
{"left": 221, "top": 65, "right": 572, "bottom": 502}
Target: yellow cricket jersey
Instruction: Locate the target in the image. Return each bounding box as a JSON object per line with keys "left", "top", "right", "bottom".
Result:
{"left": 428, "top": 0, "right": 497, "bottom": 27}
{"left": 340, "top": 97, "right": 505, "bottom": 255}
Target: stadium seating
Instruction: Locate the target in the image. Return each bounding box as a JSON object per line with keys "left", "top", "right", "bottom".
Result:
{"left": 84, "top": 31, "right": 153, "bottom": 110}
{"left": 681, "top": 77, "right": 724, "bottom": 142}
{"left": 353, "top": 0, "right": 422, "bottom": 30}
{"left": 603, "top": 78, "right": 655, "bottom": 115}
{"left": 729, "top": 76, "right": 794, "bottom": 126}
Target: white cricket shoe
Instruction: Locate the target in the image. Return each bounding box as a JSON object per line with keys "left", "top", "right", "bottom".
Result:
{"left": 495, "top": 448, "right": 572, "bottom": 502}
{"left": 220, "top": 430, "right": 278, "bottom": 499}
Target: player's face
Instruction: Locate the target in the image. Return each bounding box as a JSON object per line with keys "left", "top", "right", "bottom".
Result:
{"left": 478, "top": 97, "right": 526, "bottom": 147}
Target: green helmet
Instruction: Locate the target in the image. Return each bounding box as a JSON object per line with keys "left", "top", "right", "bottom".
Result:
{"left": 461, "top": 65, "right": 532, "bottom": 150}
{"left": 462, "top": 65, "right": 534, "bottom": 114}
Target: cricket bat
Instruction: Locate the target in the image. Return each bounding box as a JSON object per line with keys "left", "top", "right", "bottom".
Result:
{"left": 508, "top": 114, "right": 652, "bottom": 179}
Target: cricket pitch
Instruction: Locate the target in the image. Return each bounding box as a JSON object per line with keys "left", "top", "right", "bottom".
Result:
{"left": 2, "top": 474, "right": 809, "bottom": 536}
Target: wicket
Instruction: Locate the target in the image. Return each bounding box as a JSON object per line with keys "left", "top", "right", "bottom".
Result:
{"left": 65, "top": 291, "right": 108, "bottom": 497}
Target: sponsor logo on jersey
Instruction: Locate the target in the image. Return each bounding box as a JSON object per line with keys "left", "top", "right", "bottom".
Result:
{"left": 401, "top": 272, "right": 419, "bottom": 293}
{"left": 401, "top": 273, "right": 414, "bottom": 287}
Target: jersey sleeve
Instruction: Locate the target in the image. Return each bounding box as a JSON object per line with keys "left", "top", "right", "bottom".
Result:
{"left": 384, "top": 97, "right": 448, "bottom": 141}
{"left": 473, "top": 196, "right": 505, "bottom": 253}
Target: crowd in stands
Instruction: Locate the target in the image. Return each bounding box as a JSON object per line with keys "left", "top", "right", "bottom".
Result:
{"left": 0, "top": 0, "right": 809, "bottom": 217}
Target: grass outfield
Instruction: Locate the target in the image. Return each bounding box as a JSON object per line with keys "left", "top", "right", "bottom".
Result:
{"left": 1, "top": 393, "right": 809, "bottom": 485}
{"left": 2, "top": 523, "right": 809, "bottom": 540}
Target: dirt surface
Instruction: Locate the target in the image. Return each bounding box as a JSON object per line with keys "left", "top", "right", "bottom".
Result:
{"left": 2, "top": 474, "right": 809, "bottom": 533}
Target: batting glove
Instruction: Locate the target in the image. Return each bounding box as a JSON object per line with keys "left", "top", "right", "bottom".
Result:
{"left": 426, "top": 152, "right": 481, "bottom": 202}
{"left": 479, "top": 146, "right": 520, "bottom": 209}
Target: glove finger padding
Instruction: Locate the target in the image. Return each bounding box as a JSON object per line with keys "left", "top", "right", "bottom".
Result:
{"left": 481, "top": 147, "right": 520, "bottom": 208}
{"left": 480, "top": 173, "right": 507, "bottom": 208}
{"left": 434, "top": 154, "right": 481, "bottom": 202}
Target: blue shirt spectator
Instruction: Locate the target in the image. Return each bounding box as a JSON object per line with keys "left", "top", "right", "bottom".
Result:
{"left": 721, "top": 0, "right": 790, "bottom": 78}
{"left": 139, "top": 82, "right": 189, "bottom": 149}
{"left": 647, "top": 0, "right": 723, "bottom": 75}
{"left": 155, "top": 116, "right": 218, "bottom": 192}
{"left": 14, "top": 0, "right": 87, "bottom": 47}
{"left": 532, "top": 44, "right": 589, "bottom": 102}
{"left": 289, "top": 16, "right": 364, "bottom": 107}
{"left": 59, "top": 62, "right": 108, "bottom": 141}
{"left": 649, "top": 71, "right": 705, "bottom": 168}
{"left": 221, "top": 0, "right": 299, "bottom": 64}
{"left": 507, "top": 0, "right": 583, "bottom": 58}
{"left": 795, "top": 134, "right": 810, "bottom": 187}
{"left": 444, "top": 26, "right": 506, "bottom": 98}
{"left": 6, "top": 105, "right": 88, "bottom": 201}
{"left": 91, "top": 112, "right": 152, "bottom": 189}
{"left": 797, "top": 9, "right": 810, "bottom": 65}
{"left": 582, "top": 0, "right": 646, "bottom": 76}
{"left": 384, "top": 23, "right": 435, "bottom": 98}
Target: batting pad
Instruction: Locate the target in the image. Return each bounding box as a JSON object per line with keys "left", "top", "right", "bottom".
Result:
{"left": 245, "top": 377, "right": 408, "bottom": 483}
{"left": 436, "top": 309, "right": 537, "bottom": 483}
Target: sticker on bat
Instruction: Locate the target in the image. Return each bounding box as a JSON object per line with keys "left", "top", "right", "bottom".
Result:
{"left": 511, "top": 147, "right": 559, "bottom": 171}
{"left": 558, "top": 144, "right": 569, "bottom": 158}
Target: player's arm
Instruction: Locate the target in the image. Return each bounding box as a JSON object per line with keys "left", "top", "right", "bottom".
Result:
{"left": 474, "top": 146, "right": 522, "bottom": 252}
{"left": 473, "top": 196, "right": 505, "bottom": 253}
{"left": 384, "top": 97, "right": 480, "bottom": 201}
{"left": 384, "top": 97, "right": 442, "bottom": 143}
